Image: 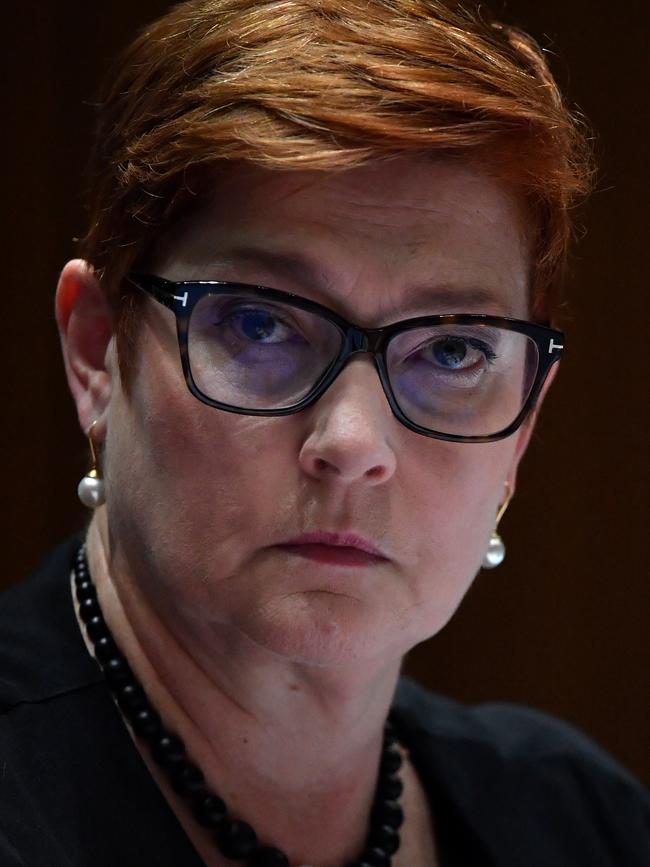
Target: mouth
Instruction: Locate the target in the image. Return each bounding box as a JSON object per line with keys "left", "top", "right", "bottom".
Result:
{"left": 275, "top": 532, "right": 389, "bottom": 567}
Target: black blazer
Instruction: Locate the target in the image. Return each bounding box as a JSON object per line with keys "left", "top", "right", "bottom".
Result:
{"left": 1, "top": 537, "right": 648, "bottom": 866}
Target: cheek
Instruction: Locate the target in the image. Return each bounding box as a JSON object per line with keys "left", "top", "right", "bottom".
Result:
{"left": 103, "top": 335, "right": 298, "bottom": 586}
{"left": 402, "top": 439, "right": 516, "bottom": 631}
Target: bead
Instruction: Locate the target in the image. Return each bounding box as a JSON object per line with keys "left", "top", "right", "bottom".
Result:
{"left": 482, "top": 532, "right": 505, "bottom": 569}
{"left": 371, "top": 800, "right": 403, "bottom": 830}
{"left": 103, "top": 655, "right": 132, "bottom": 685}
{"left": 116, "top": 682, "right": 148, "bottom": 714}
{"left": 249, "top": 847, "right": 290, "bottom": 866}
{"left": 94, "top": 635, "right": 119, "bottom": 663}
{"left": 77, "top": 474, "right": 106, "bottom": 508}
{"left": 131, "top": 707, "right": 163, "bottom": 738}
{"left": 74, "top": 564, "right": 90, "bottom": 596}
{"left": 171, "top": 763, "right": 206, "bottom": 796}
{"left": 380, "top": 747, "right": 402, "bottom": 775}
{"left": 215, "top": 819, "right": 258, "bottom": 859}
{"left": 86, "top": 615, "right": 109, "bottom": 641}
{"left": 377, "top": 773, "right": 403, "bottom": 801}
{"left": 74, "top": 574, "right": 89, "bottom": 590}
{"left": 75, "top": 580, "right": 97, "bottom": 602}
{"left": 79, "top": 597, "right": 101, "bottom": 624}
{"left": 193, "top": 794, "right": 227, "bottom": 828}
{"left": 152, "top": 733, "right": 186, "bottom": 767}
{"left": 359, "top": 847, "right": 390, "bottom": 867}
{"left": 368, "top": 825, "right": 399, "bottom": 856}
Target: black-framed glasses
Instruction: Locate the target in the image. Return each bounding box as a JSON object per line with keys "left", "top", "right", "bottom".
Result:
{"left": 128, "top": 273, "right": 564, "bottom": 443}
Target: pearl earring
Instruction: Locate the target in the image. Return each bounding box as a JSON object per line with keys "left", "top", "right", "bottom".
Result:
{"left": 482, "top": 482, "right": 512, "bottom": 569}
{"left": 77, "top": 421, "right": 106, "bottom": 508}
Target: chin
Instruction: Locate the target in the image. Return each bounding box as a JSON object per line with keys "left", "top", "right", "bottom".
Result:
{"left": 238, "top": 592, "right": 396, "bottom": 667}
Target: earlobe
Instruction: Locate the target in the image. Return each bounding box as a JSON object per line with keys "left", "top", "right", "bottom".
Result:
{"left": 55, "top": 259, "right": 115, "bottom": 436}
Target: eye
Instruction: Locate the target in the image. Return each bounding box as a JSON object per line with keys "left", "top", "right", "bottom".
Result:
{"left": 432, "top": 336, "right": 470, "bottom": 368}
{"left": 220, "top": 305, "right": 299, "bottom": 344}
{"left": 428, "top": 335, "right": 496, "bottom": 370}
{"left": 234, "top": 310, "right": 287, "bottom": 342}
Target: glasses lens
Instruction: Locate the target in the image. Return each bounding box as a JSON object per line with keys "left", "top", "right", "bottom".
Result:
{"left": 188, "top": 292, "right": 343, "bottom": 409}
{"left": 386, "top": 324, "right": 539, "bottom": 437}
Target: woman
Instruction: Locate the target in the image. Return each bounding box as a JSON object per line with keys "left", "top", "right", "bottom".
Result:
{"left": 1, "top": 0, "right": 648, "bottom": 865}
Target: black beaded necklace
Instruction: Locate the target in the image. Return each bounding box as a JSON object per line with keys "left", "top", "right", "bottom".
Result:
{"left": 72, "top": 544, "right": 405, "bottom": 867}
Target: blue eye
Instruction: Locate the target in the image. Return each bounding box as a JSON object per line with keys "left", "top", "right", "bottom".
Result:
{"left": 429, "top": 336, "right": 497, "bottom": 370}
{"left": 432, "top": 337, "right": 469, "bottom": 368}
{"left": 237, "top": 311, "right": 280, "bottom": 342}
{"left": 221, "top": 306, "right": 298, "bottom": 345}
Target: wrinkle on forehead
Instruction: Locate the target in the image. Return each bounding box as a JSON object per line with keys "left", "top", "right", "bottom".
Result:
{"left": 209, "top": 152, "right": 528, "bottom": 224}
{"left": 153, "top": 154, "right": 533, "bottom": 320}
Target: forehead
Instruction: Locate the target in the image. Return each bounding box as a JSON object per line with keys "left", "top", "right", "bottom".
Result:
{"left": 152, "top": 154, "right": 533, "bottom": 320}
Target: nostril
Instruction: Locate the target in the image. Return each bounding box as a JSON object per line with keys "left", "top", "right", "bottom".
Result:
{"left": 365, "top": 465, "right": 385, "bottom": 480}
{"left": 314, "top": 457, "right": 336, "bottom": 474}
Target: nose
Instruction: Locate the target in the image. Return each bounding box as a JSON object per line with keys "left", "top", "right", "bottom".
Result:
{"left": 298, "top": 357, "right": 397, "bottom": 485}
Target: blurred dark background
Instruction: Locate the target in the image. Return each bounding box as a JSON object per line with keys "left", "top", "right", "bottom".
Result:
{"left": 3, "top": 2, "right": 648, "bottom": 785}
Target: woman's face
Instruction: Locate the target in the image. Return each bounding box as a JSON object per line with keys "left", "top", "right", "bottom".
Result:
{"left": 96, "top": 154, "right": 539, "bottom": 667}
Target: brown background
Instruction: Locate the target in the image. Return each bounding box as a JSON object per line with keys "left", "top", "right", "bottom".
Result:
{"left": 3, "top": 2, "right": 648, "bottom": 785}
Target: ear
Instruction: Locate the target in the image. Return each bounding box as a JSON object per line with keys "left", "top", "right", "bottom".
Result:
{"left": 505, "top": 362, "right": 560, "bottom": 495}
{"left": 55, "top": 259, "right": 115, "bottom": 439}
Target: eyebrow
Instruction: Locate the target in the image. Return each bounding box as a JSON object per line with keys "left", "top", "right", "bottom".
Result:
{"left": 211, "top": 244, "right": 516, "bottom": 316}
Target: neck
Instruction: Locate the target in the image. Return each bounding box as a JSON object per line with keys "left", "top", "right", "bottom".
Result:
{"left": 79, "top": 513, "right": 408, "bottom": 866}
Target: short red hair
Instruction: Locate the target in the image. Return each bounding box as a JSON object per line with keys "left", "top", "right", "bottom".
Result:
{"left": 79, "top": 0, "right": 594, "bottom": 375}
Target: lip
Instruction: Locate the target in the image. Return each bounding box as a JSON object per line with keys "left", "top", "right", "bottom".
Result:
{"left": 276, "top": 531, "right": 389, "bottom": 566}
